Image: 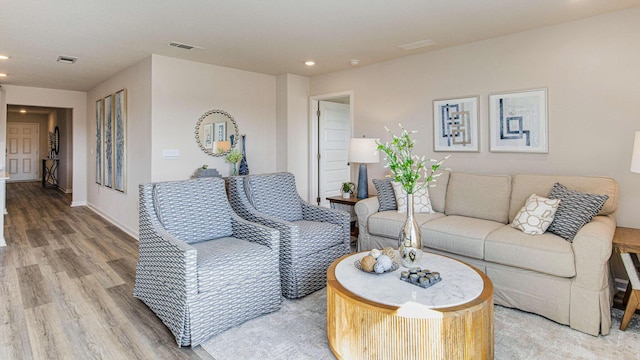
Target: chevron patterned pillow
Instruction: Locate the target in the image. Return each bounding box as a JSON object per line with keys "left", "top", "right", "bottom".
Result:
{"left": 372, "top": 178, "right": 397, "bottom": 211}
{"left": 547, "top": 183, "right": 608, "bottom": 241}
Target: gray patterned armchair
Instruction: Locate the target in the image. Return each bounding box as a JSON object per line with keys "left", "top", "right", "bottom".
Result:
{"left": 134, "top": 177, "right": 281, "bottom": 347}
{"left": 227, "top": 172, "right": 350, "bottom": 299}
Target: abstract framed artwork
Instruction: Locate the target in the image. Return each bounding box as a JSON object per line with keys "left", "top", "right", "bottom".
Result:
{"left": 103, "top": 94, "right": 114, "bottom": 188}
{"left": 489, "top": 88, "right": 548, "bottom": 153}
{"left": 433, "top": 96, "right": 479, "bottom": 152}
{"left": 95, "top": 98, "right": 103, "bottom": 185}
{"left": 214, "top": 121, "right": 226, "bottom": 142}
{"left": 114, "top": 89, "right": 127, "bottom": 193}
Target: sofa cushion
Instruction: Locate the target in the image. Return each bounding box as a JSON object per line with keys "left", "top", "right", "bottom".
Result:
{"left": 154, "top": 178, "right": 232, "bottom": 244}
{"left": 192, "top": 236, "right": 274, "bottom": 293}
{"left": 511, "top": 194, "right": 561, "bottom": 235}
{"left": 368, "top": 211, "right": 445, "bottom": 239}
{"left": 372, "top": 178, "right": 397, "bottom": 211}
{"left": 445, "top": 172, "right": 511, "bottom": 224}
{"left": 547, "top": 183, "right": 609, "bottom": 241}
{"left": 420, "top": 215, "right": 504, "bottom": 260}
{"left": 392, "top": 181, "right": 433, "bottom": 214}
{"left": 428, "top": 170, "right": 450, "bottom": 213}
{"left": 509, "top": 174, "right": 618, "bottom": 222}
{"left": 485, "top": 225, "right": 576, "bottom": 277}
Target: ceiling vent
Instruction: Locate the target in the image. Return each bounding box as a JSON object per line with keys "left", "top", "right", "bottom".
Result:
{"left": 398, "top": 39, "right": 435, "bottom": 51}
{"left": 57, "top": 55, "right": 78, "bottom": 64}
{"left": 169, "top": 41, "right": 204, "bottom": 50}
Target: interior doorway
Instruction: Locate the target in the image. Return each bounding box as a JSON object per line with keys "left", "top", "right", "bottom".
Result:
{"left": 5, "top": 105, "right": 73, "bottom": 194}
{"left": 310, "top": 91, "right": 353, "bottom": 207}
{"left": 6, "top": 122, "right": 39, "bottom": 181}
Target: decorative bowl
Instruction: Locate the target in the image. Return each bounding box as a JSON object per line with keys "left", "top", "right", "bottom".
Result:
{"left": 354, "top": 260, "right": 399, "bottom": 274}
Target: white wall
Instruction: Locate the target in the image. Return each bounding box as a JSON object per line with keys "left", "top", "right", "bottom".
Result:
{"left": 276, "top": 73, "right": 310, "bottom": 199}
{"left": 87, "top": 57, "right": 152, "bottom": 236}
{"left": 1, "top": 85, "right": 87, "bottom": 206}
{"left": 310, "top": 8, "right": 640, "bottom": 228}
{"left": 150, "top": 55, "right": 277, "bottom": 181}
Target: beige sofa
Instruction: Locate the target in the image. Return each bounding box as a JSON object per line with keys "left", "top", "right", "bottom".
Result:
{"left": 355, "top": 172, "right": 619, "bottom": 336}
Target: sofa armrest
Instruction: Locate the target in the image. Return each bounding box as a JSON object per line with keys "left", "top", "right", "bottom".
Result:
{"left": 571, "top": 215, "right": 616, "bottom": 290}
{"left": 354, "top": 197, "right": 380, "bottom": 250}
{"left": 231, "top": 212, "right": 280, "bottom": 252}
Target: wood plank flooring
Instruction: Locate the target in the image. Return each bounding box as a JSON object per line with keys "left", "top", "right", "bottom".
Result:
{"left": 1, "top": 182, "right": 214, "bottom": 360}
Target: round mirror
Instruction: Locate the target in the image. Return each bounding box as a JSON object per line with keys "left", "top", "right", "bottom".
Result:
{"left": 195, "top": 109, "right": 239, "bottom": 157}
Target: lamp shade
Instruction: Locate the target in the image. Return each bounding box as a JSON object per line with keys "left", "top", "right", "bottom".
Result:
{"left": 632, "top": 131, "right": 640, "bottom": 173}
{"left": 349, "top": 138, "right": 380, "bottom": 163}
{"left": 214, "top": 140, "right": 231, "bottom": 153}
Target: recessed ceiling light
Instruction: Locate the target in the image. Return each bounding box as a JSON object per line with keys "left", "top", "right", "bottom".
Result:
{"left": 0, "top": 73, "right": 7, "bottom": 77}
{"left": 20, "top": 109, "right": 26, "bottom": 113}
{"left": 305, "top": 61, "right": 315, "bottom": 66}
{"left": 350, "top": 59, "right": 360, "bottom": 66}
{"left": 0, "top": 55, "right": 9, "bottom": 60}
{"left": 57, "top": 55, "right": 78, "bottom": 64}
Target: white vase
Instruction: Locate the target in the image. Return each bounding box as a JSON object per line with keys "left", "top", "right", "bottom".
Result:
{"left": 398, "top": 193, "right": 423, "bottom": 267}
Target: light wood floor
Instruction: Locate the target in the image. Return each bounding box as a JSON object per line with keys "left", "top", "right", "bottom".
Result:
{"left": 1, "top": 182, "right": 214, "bottom": 360}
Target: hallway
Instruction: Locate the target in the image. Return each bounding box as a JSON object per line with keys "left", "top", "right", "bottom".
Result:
{"left": 0, "top": 182, "right": 212, "bottom": 359}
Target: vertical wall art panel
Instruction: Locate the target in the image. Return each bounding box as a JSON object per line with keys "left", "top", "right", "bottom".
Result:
{"left": 433, "top": 96, "right": 480, "bottom": 152}
{"left": 489, "top": 88, "right": 548, "bottom": 153}
{"left": 95, "top": 99, "right": 103, "bottom": 184}
{"left": 103, "top": 94, "right": 114, "bottom": 188}
{"left": 114, "top": 89, "right": 127, "bottom": 192}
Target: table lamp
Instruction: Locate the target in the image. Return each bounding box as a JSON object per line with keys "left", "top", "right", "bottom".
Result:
{"left": 632, "top": 131, "right": 640, "bottom": 173}
{"left": 349, "top": 137, "right": 380, "bottom": 198}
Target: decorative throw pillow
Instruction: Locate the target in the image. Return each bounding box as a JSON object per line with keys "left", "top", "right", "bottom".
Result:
{"left": 392, "top": 181, "right": 433, "bottom": 214}
{"left": 547, "top": 183, "right": 609, "bottom": 241}
{"left": 372, "top": 178, "right": 397, "bottom": 211}
{"left": 511, "top": 194, "right": 561, "bottom": 235}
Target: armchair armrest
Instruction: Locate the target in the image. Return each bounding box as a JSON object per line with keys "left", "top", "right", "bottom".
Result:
{"left": 231, "top": 212, "right": 280, "bottom": 252}
{"left": 301, "top": 201, "right": 350, "bottom": 246}
{"left": 572, "top": 215, "right": 616, "bottom": 290}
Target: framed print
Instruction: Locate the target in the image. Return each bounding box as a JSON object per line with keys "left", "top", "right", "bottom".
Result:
{"left": 114, "top": 89, "right": 127, "bottom": 193}
{"left": 95, "top": 98, "right": 103, "bottom": 185}
{"left": 103, "top": 94, "right": 114, "bottom": 188}
{"left": 433, "top": 96, "right": 479, "bottom": 152}
{"left": 489, "top": 88, "right": 548, "bottom": 153}
{"left": 214, "top": 121, "right": 226, "bottom": 142}
{"left": 203, "top": 123, "right": 214, "bottom": 150}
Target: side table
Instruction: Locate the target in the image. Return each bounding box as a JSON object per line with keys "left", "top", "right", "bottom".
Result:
{"left": 612, "top": 226, "right": 640, "bottom": 330}
{"left": 42, "top": 158, "right": 59, "bottom": 189}
{"left": 326, "top": 195, "right": 366, "bottom": 239}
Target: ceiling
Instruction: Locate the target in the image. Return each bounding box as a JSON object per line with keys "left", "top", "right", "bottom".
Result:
{"left": 1, "top": 0, "right": 639, "bottom": 92}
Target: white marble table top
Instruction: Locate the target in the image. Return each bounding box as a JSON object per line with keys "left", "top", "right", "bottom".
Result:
{"left": 334, "top": 251, "right": 485, "bottom": 310}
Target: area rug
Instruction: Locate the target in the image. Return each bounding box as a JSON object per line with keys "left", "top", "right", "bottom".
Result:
{"left": 201, "top": 289, "right": 640, "bottom": 360}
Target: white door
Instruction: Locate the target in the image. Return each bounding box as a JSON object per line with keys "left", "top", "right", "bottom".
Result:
{"left": 318, "top": 101, "right": 351, "bottom": 207}
{"left": 7, "top": 123, "right": 39, "bottom": 181}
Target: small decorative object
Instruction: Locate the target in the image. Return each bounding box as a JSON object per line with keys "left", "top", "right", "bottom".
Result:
{"left": 239, "top": 134, "right": 249, "bottom": 175}
{"left": 354, "top": 251, "right": 400, "bottom": 274}
{"left": 400, "top": 266, "right": 442, "bottom": 289}
{"left": 377, "top": 124, "right": 449, "bottom": 267}
{"left": 226, "top": 149, "right": 243, "bottom": 176}
{"left": 381, "top": 247, "right": 396, "bottom": 261}
{"left": 360, "top": 255, "right": 376, "bottom": 272}
{"left": 341, "top": 182, "right": 355, "bottom": 199}
{"left": 196, "top": 165, "right": 221, "bottom": 178}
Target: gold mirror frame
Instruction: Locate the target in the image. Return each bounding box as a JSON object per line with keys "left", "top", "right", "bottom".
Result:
{"left": 194, "top": 109, "right": 240, "bottom": 157}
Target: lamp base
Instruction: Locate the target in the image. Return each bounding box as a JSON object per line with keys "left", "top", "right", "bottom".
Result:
{"left": 357, "top": 163, "right": 369, "bottom": 199}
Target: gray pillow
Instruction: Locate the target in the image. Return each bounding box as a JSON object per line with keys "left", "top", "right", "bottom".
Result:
{"left": 547, "top": 183, "right": 608, "bottom": 242}
{"left": 372, "top": 178, "right": 397, "bottom": 211}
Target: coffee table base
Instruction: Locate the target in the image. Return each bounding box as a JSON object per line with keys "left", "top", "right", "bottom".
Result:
{"left": 326, "top": 257, "right": 494, "bottom": 360}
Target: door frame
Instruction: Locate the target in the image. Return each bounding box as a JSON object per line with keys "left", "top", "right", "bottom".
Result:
{"left": 309, "top": 90, "right": 354, "bottom": 205}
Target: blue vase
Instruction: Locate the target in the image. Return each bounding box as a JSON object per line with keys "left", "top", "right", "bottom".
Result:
{"left": 239, "top": 134, "right": 249, "bottom": 175}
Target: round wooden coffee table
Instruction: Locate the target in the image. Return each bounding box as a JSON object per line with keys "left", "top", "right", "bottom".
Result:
{"left": 326, "top": 251, "right": 494, "bottom": 360}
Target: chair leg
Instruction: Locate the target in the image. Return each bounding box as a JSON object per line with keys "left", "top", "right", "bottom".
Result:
{"left": 620, "top": 289, "right": 640, "bottom": 331}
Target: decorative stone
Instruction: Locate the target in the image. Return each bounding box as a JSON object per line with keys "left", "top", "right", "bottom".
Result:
{"left": 369, "top": 248, "right": 382, "bottom": 259}
{"left": 381, "top": 247, "right": 396, "bottom": 261}
{"left": 376, "top": 255, "right": 393, "bottom": 271}
{"left": 374, "top": 262, "right": 386, "bottom": 274}
{"left": 360, "top": 255, "right": 376, "bottom": 272}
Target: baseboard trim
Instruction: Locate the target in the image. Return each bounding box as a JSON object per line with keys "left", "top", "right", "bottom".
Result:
{"left": 86, "top": 203, "right": 139, "bottom": 240}
{"left": 71, "top": 201, "right": 87, "bottom": 207}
